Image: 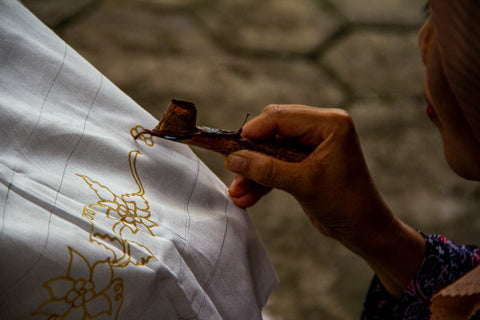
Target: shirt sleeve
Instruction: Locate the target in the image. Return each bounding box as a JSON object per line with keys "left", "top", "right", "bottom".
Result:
{"left": 360, "top": 233, "right": 480, "bottom": 320}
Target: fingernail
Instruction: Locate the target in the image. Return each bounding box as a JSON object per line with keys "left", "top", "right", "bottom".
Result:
{"left": 226, "top": 154, "right": 247, "bottom": 173}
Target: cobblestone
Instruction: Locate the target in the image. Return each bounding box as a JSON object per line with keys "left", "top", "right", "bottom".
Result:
{"left": 321, "top": 30, "right": 424, "bottom": 99}
{"left": 21, "top": 0, "right": 480, "bottom": 319}
{"left": 332, "top": 0, "right": 426, "bottom": 25}
{"left": 197, "top": 0, "right": 339, "bottom": 54}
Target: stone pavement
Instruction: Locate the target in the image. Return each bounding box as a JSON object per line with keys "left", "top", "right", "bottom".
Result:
{"left": 21, "top": 0, "right": 480, "bottom": 319}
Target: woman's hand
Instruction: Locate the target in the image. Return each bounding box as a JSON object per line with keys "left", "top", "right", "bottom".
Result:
{"left": 225, "top": 104, "right": 386, "bottom": 242}
{"left": 224, "top": 104, "right": 425, "bottom": 298}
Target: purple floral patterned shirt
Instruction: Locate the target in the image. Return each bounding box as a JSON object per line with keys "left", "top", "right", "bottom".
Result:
{"left": 361, "top": 234, "right": 480, "bottom": 319}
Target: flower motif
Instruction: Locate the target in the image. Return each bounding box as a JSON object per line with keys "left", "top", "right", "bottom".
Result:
{"left": 77, "top": 151, "right": 158, "bottom": 267}
{"left": 131, "top": 125, "right": 154, "bottom": 147}
{"left": 105, "top": 193, "right": 156, "bottom": 237}
{"left": 33, "top": 248, "right": 123, "bottom": 319}
{"left": 78, "top": 176, "right": 157, "bottom": 238}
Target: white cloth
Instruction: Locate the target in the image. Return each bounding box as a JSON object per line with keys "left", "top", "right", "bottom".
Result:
{"left": 0, "top": 1, "right": 278, "bottom": 319}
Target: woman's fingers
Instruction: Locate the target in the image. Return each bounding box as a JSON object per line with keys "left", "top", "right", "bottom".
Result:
{"left": 242, "top": 104, "right": 352, "bottom": 147}
{"left": 228, "top": 174, "right": 272, "bottom": 208}
{"left": 225, "top": 150, "right": 303, "bottom": 195}
{"left": 228, "top": 174, "right": 250, "bottom": 198}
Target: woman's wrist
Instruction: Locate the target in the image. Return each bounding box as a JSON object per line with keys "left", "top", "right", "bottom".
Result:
{"left": 339, "top": 202, "right": 426, "bottom": 299}
{"left": 368, "top": 221, "right": 425, "bottom": 299}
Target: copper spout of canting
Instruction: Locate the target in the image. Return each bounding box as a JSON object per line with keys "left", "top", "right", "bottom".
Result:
{"left": 135, "top": 100, "right": 313, "bottom": 162}
{"left": 150, "top": 99, "right": 198, "bottom": 138}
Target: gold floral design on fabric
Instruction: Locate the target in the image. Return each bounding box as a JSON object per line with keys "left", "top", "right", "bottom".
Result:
{"left": 32, "top": 248, "right": 123, "bottom": 320}
{"left": 78, "top": 150, "right": 158, "bottom": 267}
{"left": 35, "top": 150, "right": 156, "bottom": 319}
{"left": 130, "top": 125, "right": 154, "bottom": 147}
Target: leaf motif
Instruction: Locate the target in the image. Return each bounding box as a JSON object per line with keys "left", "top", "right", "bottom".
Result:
{"left": 84, "top": 294, "right": 112, "bottom": 318}
{"left": 123, "top": 240, "right": 157, "bottom": 267}
{"left": 33, "top": 299, "right": 71, "bottom": 317}
{"left": 66, "top": 248, "right": 92, "bottom": 280}
{"left": 77, "top": 174, "right": 116, "bottom": 203}
{"left": 91, "top": 261, "right": 114, "bottom": 293}
{"left": 43, "top": 277, "right": 74, "bottom": 300}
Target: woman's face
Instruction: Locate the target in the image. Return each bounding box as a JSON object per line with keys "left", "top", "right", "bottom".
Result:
{"left": 418, "top": 18, "right": 480, "bottom": 180}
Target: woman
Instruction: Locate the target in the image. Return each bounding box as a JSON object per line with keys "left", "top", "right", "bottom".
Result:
{"left": 224, "top": 0, "right": 480, "bottom": 318}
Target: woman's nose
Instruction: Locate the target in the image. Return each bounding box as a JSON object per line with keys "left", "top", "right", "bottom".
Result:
{"left": 418, "top": 19, "right": 434, "bottom": 65}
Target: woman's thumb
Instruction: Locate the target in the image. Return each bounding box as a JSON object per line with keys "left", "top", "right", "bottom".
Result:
{"left": 225, "top": 150, "right": 297, "bottom": 191}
